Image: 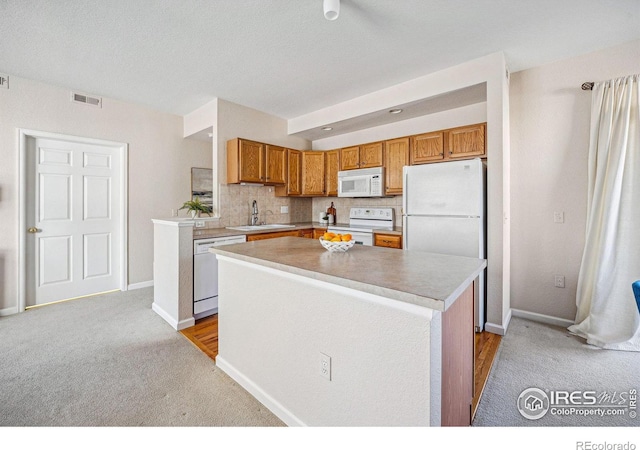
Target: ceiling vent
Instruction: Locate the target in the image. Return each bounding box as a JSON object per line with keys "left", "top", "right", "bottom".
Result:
{"left": 71, "top": 91, "right": 102, "bottom": 108}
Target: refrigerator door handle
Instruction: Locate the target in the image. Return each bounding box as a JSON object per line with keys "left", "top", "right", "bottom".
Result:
{"left": 403, "top": 170, "right": 408, "bottom": 215}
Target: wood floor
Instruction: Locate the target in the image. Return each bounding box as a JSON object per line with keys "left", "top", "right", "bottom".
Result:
{"left": 473, "top": 329, "right": 502, "bottom": 418}
{"left": 180, "top": 314, "right": 218, "bottom": 361}
{"left": 180, "top": 314, "right": 502, "bottom": 422}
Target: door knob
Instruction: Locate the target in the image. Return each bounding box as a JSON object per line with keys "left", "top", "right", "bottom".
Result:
{"left": 27, "top": 227, "right": 40, "bottom": 233}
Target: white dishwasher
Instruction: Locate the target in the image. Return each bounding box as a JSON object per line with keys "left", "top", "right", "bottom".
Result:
{"left": 193, "top": 234, "right": 246, "bottom": 319}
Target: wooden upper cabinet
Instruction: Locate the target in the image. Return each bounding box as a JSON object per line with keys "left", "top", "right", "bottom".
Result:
{"left": 341, "top": 143, "right": 383, "bottom": 170}
{"left": 325, "top": 150, "right": 339, "bottom": 196}
{"left": 359, "top": 142, "right": 383, "bottom": 168}
{"left": 227, "top": 138, "right": 263, "bottom": 183}
{"left": 227, "top": 138, "right": 285, "bottom": 185}
{"left": 384, "top": 137, "right": 409, "bottom": 195}
{"left": 340, "top": 146, "right": 360, "bottom": 170}
{"left": 447, "top": 123, "right": 486, "bottom": 159}
{"left": 410, "top": 132, "right": 444, "bottom": 165}
{"left": 301, "top": 151, "right": 325, "bottom": 196}
{"left": 265, "top": 145, "right": 286, "bottom": 184}
{"left": 276, "top": 149, "right": 301, "bottom": 197}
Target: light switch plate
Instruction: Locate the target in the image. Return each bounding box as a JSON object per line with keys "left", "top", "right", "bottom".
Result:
{"left": 281, "top": 206, "right": 289, "bottom": 214}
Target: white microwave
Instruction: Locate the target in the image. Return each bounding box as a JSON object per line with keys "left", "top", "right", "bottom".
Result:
{"left": 337, "top": 167, "right": 386, "bottom": 197}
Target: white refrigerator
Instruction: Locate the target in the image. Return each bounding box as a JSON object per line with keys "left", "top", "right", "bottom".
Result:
{"left": 402, "top": 158, "right": 486, "bottom": 331}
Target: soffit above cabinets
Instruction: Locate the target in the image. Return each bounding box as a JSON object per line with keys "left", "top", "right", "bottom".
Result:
{"left": 292, "top": 83, "right": 487, "bottom": 141}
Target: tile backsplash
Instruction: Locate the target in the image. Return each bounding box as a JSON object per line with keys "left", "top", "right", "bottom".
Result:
{"left": 312, "top": 196, "right": 403, "bottom": 227}
{"left": 196, "top": 183, "right": 402, "bottom": 229}
{"left": 204, "top": 184, "right": 311, "bottom": 228}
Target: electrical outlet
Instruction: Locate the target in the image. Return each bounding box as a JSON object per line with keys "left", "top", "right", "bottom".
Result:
{"left": 554, "top": 211, "right": 564, "bottom": 223}
{"left": 195, "top": 220, "right": 205, "bottom": 228}
{"left": 0, "top": 73, "right": 8, "bottom": 89}
{"left": 171, "top": 209, "right": 178, "bottom": 217}
{"left": 320, "top": 353, "right": 331, "bottom": 380}
{"left": 555, "top": 275, "right": 565, "bottom": 288}
{"left": 281, "top": 206, "right": 289, "bottom": 214}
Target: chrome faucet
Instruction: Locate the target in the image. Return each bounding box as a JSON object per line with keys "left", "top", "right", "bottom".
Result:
{"left": 251, "top": 200, "right": 259, "bottom": 225}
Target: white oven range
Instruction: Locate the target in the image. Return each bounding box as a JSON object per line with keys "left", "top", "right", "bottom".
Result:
{"left": 327, "top": 207, "right": 394, "bottom": 246}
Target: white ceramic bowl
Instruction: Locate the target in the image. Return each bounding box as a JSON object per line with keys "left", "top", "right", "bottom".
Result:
{"left": 319, "top": 237, "right": 355, "bottom": 253}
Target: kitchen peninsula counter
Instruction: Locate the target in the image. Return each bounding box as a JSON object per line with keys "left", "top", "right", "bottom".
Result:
{"left": 210, "top": 237, "right": 486, "bottom": 427}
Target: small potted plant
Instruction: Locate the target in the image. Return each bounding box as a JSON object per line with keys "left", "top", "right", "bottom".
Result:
{"left": 179, "top": 197, "right": 213, "bottom": 219}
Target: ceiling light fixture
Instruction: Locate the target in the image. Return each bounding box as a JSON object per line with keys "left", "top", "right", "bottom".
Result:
{"left": 321, "top": 126, "right": 333, "bottom": 131}
{"left": 389, "top": 109, "right": 403, "bottom": 114}
{"left": 323, "top": 0, "right": 340, "bottom": 21}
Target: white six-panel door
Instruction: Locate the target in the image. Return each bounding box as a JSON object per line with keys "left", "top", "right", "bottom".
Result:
{"left": 25, "top": 138, "right": 121, "bottom": 306}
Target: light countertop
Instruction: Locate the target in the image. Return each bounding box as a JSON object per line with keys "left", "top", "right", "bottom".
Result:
{"left": 192, "top": 222, "right": 402, "bottom": 240}
{"left": 210, "top": 236, "right": 485, "bottom": 311}
{"left": 192, "top": 222, "right": 329, "bottom": 240}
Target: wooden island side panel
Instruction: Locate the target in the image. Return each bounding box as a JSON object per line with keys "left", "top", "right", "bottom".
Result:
{"left": 441, "top": 282, "right": 474, "bottom": 426}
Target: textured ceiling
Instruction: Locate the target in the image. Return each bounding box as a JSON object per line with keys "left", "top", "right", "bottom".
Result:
{"left": 0, "top": 0, "right": 638, "bottom": 120}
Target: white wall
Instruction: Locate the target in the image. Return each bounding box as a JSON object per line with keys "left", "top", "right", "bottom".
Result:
{"left": 510, "top": 39, "right": 640, "bottom": 322}
{"left": 216, "top": 258, "right": 437, "bottom": 426}
{"left": 0, "top": 76, "right": 212, "bottom": 314}
{"left": 213, "top": 99, "right": 312, "bottom": 224}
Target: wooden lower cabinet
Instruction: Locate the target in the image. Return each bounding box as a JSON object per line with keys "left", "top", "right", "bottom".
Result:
{"left": 374, "top": 233, "right": 402, "bottom": 249}
{"left": 246, "top": 228, "right": 315, "bottom": 241}
{"left": 299, "top": 228, "right": 314, "bottom": 239}
{"left": 313, "top": 228, "right": 327, "bottom": 239}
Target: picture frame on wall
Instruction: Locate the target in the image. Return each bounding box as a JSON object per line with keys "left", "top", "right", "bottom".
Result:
{"left": 191, "top": 167, "right": 213, "bottom": 210}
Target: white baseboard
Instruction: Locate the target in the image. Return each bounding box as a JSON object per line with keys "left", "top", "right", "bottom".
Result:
{"left": 216, "top": 355, "right": 306, "bottom": 427}
{"left": 0, "top": 306, "right": 19, "bottom": 317}
{"left": 151, "top": 302, "right": 195, "bottom": 331}
{"left": 485, "top": 308, "right": 511, "bottom": 336}
{"left": 177, "top": 317, "right": 195, "bottom": 330}
{"left": 128, "top": 280, "right": 153, "bottom": 290}
{"left": 511, "top": 308, "right": 574, "bottom": 328}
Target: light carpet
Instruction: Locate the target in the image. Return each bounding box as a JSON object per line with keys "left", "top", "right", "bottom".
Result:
{"left": 473, "top": 317, "right": 640, "bottom": 427}
{"left": 0, "top": 288, "right": 284, "bottom": 427}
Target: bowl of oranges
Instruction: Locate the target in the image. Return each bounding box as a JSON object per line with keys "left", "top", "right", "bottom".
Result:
{"left": 319, "top": 232, "right": 355, "bottom": 253}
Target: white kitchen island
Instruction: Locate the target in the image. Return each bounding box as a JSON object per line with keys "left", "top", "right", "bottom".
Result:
{"left": 210, "top": 237, "right": 486, "bottom": 426}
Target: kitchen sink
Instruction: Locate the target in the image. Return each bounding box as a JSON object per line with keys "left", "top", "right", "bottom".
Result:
{"left": 225, "top": 224, "right": 297, "bottom": 232}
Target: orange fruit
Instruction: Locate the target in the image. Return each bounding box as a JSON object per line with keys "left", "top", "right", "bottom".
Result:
{"left": 331, "top": 237, "right": 342, "bottom": 242}
{"left": 323, "top": 232, "right": 333, "bottom": 240}
{"left": 341, "top": 234, "right": 352, "bottom": 241}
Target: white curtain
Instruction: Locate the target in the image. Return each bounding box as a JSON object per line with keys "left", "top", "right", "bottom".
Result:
{"left": 569, "top": 74, "right": 640, "bottom": 351}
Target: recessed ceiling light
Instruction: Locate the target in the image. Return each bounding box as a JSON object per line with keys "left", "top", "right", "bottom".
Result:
{"left": 389, "top": 109, "right": 403, "bottom": 114}
{"left": 321, "top": 126, "right": 333, "bottom": 131}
